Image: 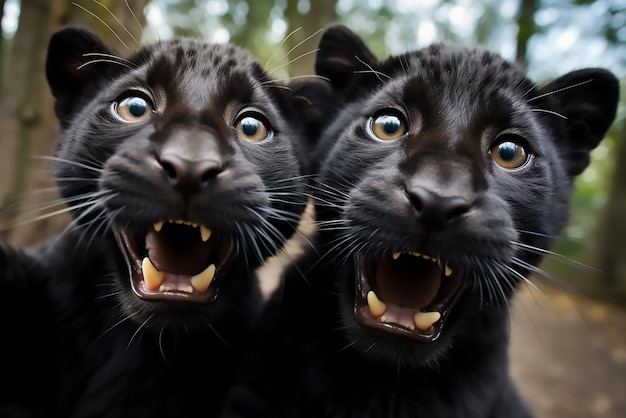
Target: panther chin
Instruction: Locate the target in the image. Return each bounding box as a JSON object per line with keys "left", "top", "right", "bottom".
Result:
{"left": 115, "top": 220, "right": 234, "bottom": 304}
{"left": 354, "top": 252, "right": 466, "bottom": 342}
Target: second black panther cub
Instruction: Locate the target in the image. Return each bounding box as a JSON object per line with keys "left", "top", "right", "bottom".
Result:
{"left": 221, "top": 24, "right": 619, "bottom": 418}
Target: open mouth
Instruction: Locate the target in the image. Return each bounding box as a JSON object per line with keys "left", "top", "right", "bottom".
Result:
{"left": 116, "top": 220, "right": 234, "bottom": 303}
{"left": 355, "top": 252, "right": 465, "bottom": 341}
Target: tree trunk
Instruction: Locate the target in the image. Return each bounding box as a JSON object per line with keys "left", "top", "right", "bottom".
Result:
{"left": 0, "top": 0, "right": 150, "bottom": 246}
{"left": 0, "top": 0, "right": 60, "bottom": 246}
{"left": 285, "top": 0, "right": 337, "bottom": 77}
{"left": 595, "top": 122, "right": 626, "bottom": 301}
{"left": 515, "top": 0, "right": 538, "bottom": 69}
{"left": 0, "top": 0, "right": 6, "bottom": 83}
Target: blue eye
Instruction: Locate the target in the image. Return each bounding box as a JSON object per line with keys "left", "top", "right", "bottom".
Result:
{"left": 236, "top": 115, "right": 270, "bottom": 142}
{"left": 369, "top": 113, "right": 407, "bottom": 141}
{"left": 491, "top": 140, "right": 529, "bottom": 169}
{"left": 241, "top": 117, "right": 260, "bottom": 136}
{"left": 115, "top": 95, "right": 153, "bottom": 122}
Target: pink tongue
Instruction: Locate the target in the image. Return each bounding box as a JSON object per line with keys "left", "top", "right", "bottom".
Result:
{"left": 145, "top": 227, "right": 211, "bottom": 275}
{"left": 375, "top": 257, "right": 442, "bottom": 309}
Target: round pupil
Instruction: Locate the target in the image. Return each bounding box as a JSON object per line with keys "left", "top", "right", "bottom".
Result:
{"left": 127, "top": 98, "right": 147, "bottom": 117}
{"left": 241, "top": 117, "right": 259, "bottom": 136}
{"left": 498, "top": 142, "right": 518, "bottom": 161}
{"left": 379, "top": 115, "right": 400, "bottom": 134}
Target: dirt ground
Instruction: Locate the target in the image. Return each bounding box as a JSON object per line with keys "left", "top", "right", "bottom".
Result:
{"left": 509, "top": 282, "right": 626, "bottom": 418}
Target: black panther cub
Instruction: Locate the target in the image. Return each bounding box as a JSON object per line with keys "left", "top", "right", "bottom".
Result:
{"left": 221, "top": 25, "right": 619, "bottom": 417}
{"left": 0, "top": 26, "right": 321, "bottom": 417}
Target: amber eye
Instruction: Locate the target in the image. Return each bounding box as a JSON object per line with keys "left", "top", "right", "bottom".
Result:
{"left": 235, "top": 114, "right": 270, "bottom": 142}
{"left": 369, "top": 113, "right": 407, "bottom": 141}
{"left": 491, "top": 140, "right": 530, "bottom": 169}
{"left": 113, "top": 95, "right": 154, "bottom": 122}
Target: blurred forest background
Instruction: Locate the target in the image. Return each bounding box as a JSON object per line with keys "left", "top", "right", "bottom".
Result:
{"left": 0, "top": 0, "right": 625, "bottom": 303}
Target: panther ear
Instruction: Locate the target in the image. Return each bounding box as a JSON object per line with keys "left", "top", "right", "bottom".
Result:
{"left": 315, "top": 24, "right": 379, "bottom": 92}
{"left": 46, "top": 26, "right": 121, "bottom": 125}
{"left": 540, "top": 68, "right": 619, "bottom": 176}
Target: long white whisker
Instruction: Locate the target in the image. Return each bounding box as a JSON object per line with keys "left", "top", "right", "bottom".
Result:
{"left": 90, "top": 0, "right": 141, "bottom": 46}
{"left": 527, "top": 79, "right": 594, "bottom": 102}
{"left": 513, "top": 108, "right": 567, "bottom": 120}
{"left": 71, "top": 2, "right": 129, "bottom": 49}
{"left": 354, "top": 55, "right": 391, "bottom": 82}
{"left": 264, "top": 26, "right": 302, "bottom": 69}
{"left": 277, "top": 27, "right": 324, "bottom": 66}
{"left": 266, "top": 49, "right": 320, "bottom": 77}
{"left": 77, "top": 58, "right": 135, "bottom": 71}
{"left": 82, "top": 52, "right": 137, "bottom": 68}
{"left": 512, "top": 241, "right": 603, "bottom": 273}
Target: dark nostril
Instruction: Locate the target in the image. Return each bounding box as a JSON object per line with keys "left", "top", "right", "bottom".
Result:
{"left": 160, "top": 158, "right": 178, "bottom": 182}
{"left": 159, "top": 153, "right": 222, "bottom": 193}
{"left": 407, "top": 186, "right": 470, "bottom": 228}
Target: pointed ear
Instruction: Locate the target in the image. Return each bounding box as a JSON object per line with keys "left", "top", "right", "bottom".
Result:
{"left": 46, "top": 26, "right": 121, "bottom": 125}
{"left": 540, "top": 68, "right": 619, "bottom": 176}
{"left": 315, "top": 24, "right": 379, "bottom": 92}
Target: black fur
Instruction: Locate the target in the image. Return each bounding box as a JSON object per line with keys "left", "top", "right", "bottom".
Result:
{"left": 221, "top": 24, "right": 619, "bottom": 417}
{"left": 0, "top": 26, "right": 317, "bottom": 417}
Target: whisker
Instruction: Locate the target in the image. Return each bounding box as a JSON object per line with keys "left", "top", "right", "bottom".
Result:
{"left": 89, "top": 0, "right": 141, "bottom": 46}
{"left": 264, "top": 26, "right": 302, "bottom": 69}
{"left": 34, "top": 155, "right": 104, "bottom": 173}
{"left": 125, "top": 0, "right": 144, "bottom": 38}
{"left": 273, "top": 27, "right": 324, "bottom": 70}
{"left": 512, "top": 241, "right": 603, "bottom": 273}
{"left": 127, "top": 314, "right": 153, "bottom": 349}
{"left": 71, "top": 2, "right": 129, "bottom": 49}
{"left": 261, "top": 74, "right": 330, "bottom": 86}
{"left": 503, "top": 263, "right": 542, "bottom": 294}
{"left": 512, "top": 108, "right": 567, "bottom": 120}
{"left": 527, "top": 78, "right": 594, "bottom": 102}
{"left": 266, "top": 49, "right": 320, "bottom": 77}
{"left": 1, "top": 192, "right": 110, "bottom": 230}
{"left": 81, "top": 52, "right": 137, "bottom": 68}
{"left": 77, "top": 58, "right": 135, "bottom": 71}
{"left": 354, "top": 55, "right": 391, "bottom": 82}
{"left": 97, "top": 315, "right": 132, "bottom": 340}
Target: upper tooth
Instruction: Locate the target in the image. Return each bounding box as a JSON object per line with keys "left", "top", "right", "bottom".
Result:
{"left": 392, "top": 253, "right": 401, "bottom": 260}
{"left": 154, "top": 222, "right": 163, "bottom": 232}
{"left": 200, "top": 226, "right": 212, "bottom": 242}
{"left": 414, "top": 311, "right": 441, "bottom": 331}
{"left": 190, "top": 264, "right": 216, "bottom": 292}
{"left": 171, "top": 220, "right": 198, "bottom": 227}
{"left": 142, "top": 257, "right": 164, "bottom": 291}
{"left": 366, "top": 291, "right": 387, "bottom": 318}
{"left": 444, "top": 265, "right": 452, "bottom": 276}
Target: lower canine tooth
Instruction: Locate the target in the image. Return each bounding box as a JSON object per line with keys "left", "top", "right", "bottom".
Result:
{"left": 367, "top": 291, "right": 387, "bottom": 318}
{"left": 191, "top": 264, "right": 216, "bottom": 292}
{"left": 414, "top": 311, "right": 441, "bottom": 331}
{"left": 142, "top": 257, "right": 164, "bottom": 291}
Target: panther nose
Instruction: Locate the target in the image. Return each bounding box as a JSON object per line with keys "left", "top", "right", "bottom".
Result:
{"left": 159, "top": 153, "right": 223, "bottom": 195}
{"left": 407, "top": 186, "right": 470, "bottom": 229}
